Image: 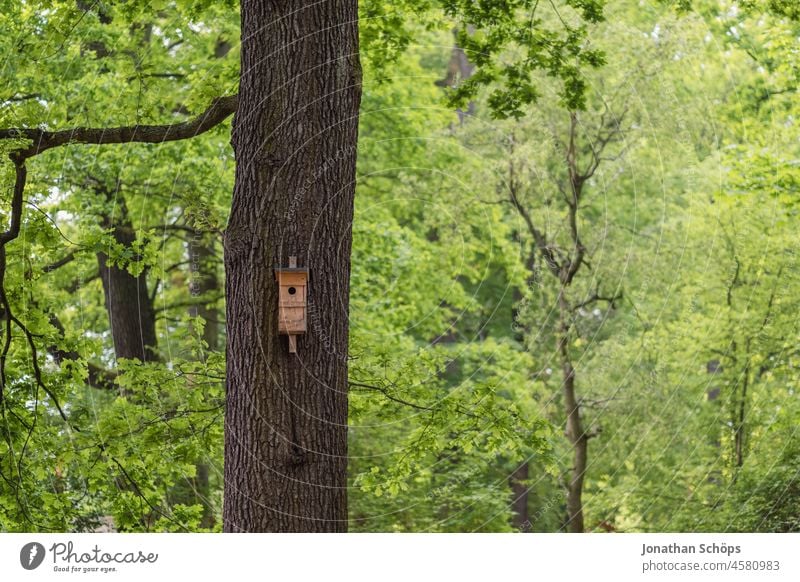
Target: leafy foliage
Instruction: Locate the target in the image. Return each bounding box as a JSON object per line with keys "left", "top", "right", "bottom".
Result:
{"left": 0, "top": 0, "right": 798, "bottom": 533}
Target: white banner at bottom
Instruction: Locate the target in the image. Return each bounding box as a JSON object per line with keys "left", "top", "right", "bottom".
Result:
{"left": 1, "top": 533, "right": 798, "bottom": 581}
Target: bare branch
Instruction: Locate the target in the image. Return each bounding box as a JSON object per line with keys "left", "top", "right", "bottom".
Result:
{"left": 580, "top": 102, "right": 630, "bottom": 182}
{"left": 727, "top": 255, "right": 741, "bottom": 308}
{"left": 572, "top": 288, "right": 623, "bottom": 311}
{"left": 0, "top": 159, "right": 27, "bottom": 244}
{"left": 2, "top": 93, "right": 41, "bottom": 104}
{"left": 506, "top": 137, "right": 562, "bottom": 277}
{"left": 43, "top": 253, "right": 76, "bottom": 273}
{"left": 563, "top": 112, "right": 586, "bottom": 285}
{"left": 0, "top": 94, "right": 238, "bottom": 159}
{"left": 126, "top": 73, "right": 187, "bottom": 82}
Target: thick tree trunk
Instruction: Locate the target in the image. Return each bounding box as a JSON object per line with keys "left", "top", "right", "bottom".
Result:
{"left": 223, "top": 0, "right": 362, "bottom": 532}
{"left": 96, "top": 191, "right": 158, "bottom": 362}
{"left": 558, "top": 288, "right": 586, "bottom": 533}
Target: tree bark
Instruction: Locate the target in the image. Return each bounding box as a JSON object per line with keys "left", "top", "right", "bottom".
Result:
{"left": 223, "top": 0, "right": 362, "bottom": 532}
{"left": 558, "top": 288, "right": 586, "bottom": 533}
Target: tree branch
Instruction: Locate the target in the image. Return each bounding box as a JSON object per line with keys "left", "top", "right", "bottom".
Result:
{"left": 43, "top": 252, "right": 76, "bottom": 273}
{"left": 7, "top": 308, "right": 70, "bottom": 422}
{"left": 2, "top": 93, "right": 41, "bottom": 104}
{"left": 0, "top": 94, "right": 238, "bottom": 159}
{"left": 0, "top": 94, "right": 237, "bottom": 413}
{"left": 0, "top": 159, "right": 27, "bottom": 244}
{"left": 506, "top": 137, "right": 563, "bottom": 277}
{"left": 572, "top": 288, "right": 622, "bottom": 311}
{"left": 563, "top": 112, "right": 586, "bottom": 285}
{"left": 349, "top": 381, "right": 432, "bottom": 411}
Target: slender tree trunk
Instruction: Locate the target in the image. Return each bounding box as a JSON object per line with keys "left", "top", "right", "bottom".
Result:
{"left": 734, "top": 355, "right": 750, "bottom": 470}
{"left": 223, "top": 0, "right": 362, "bottom": 532}
{"left": 558, "top": 288, "right": 586, "bottom": 533}
{"left": 510, "top": 283, "right": 531, "bottom": 532}
{"left": 507, "top": 123, "right": 593, "bottom": 533}
{"left": 509, "top": 461, "right": 530, "bottom": 531}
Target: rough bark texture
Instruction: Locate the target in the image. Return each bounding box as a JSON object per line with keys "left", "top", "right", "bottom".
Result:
{"left": 223, "top": 0, "right": 361, "bottom": 532}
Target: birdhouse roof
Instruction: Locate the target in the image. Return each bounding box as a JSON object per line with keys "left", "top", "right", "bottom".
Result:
{"left": 274, "top": 268, "right": 308, "bottom": 284}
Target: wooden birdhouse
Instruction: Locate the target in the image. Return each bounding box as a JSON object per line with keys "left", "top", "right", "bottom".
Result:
{"left": 274, "top": 256, "right": 308, "bottom": 353}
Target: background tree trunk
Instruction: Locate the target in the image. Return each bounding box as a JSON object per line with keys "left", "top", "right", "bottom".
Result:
{"left": 186, "top": 231, "right": 220, "bottom": 528}
{"left": 558, "top": 289, "right": 586, "bottom": 533}
{"left": 96, "top": 189, "right": 158, "bottom": 362}
{"left": 223, "top": 0, "right": 362, "bottom": 532}
{"left": 509, "top": 461, "right": 530, "bottom": 531}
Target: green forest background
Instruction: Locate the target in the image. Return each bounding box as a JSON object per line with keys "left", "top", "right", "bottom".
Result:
{"left": 0, "top": 0, "right": 798, "bottom": 532}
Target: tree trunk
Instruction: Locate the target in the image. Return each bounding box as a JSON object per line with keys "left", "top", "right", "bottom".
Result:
{"left": 510, "top": 283, "right": 531, "bottom": 532}
{"left": 438, "top": 28, "right": 476, "bottom": 123}
{"left": 223, "top": 0, "right": 362, "bottom": 532}
{"left": 188, "top": 232, "right": 219, "bottom": 528}
{"left": 734, "top": 356, "right": 750, "bottom": 470}
{"left": 558, "top": 288, "right": 586, "bottom": 533}
{"left": 509, "top": 461, "right": 530, "bottom": 531}
{"left": 96, "top": 190, "right": 158, "bottom": 362}
{"left": 188, "top": 233, "right": 220, "bottom": 353}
